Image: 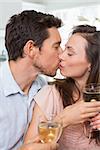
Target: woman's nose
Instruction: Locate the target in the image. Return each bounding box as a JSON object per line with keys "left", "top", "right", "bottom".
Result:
{"left": 59, "top": 46, "right": 63, "bottom": 54}
{"left": 59, "top": 49, "right": 64, "bottom": 60}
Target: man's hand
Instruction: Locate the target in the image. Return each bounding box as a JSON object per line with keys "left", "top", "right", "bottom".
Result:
{"left": 18, "top": 136, "right": 59, "bottom": 150}
{"left": 19, "top": 142, "right": 58, "bottom": 150}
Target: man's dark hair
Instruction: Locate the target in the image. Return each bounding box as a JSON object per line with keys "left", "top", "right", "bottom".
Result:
{"left": 5, "top": 10, "right": 62, "bottom": 60}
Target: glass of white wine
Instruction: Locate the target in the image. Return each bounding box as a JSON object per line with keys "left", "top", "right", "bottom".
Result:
{"left": 83, "top": 83, "right": 100, "bottom": 102}
{"left": 38, "top": 115, "right": 62, "bottom": 143}
{"left": 83, "top": 83, "right": 100, "bottom": 133}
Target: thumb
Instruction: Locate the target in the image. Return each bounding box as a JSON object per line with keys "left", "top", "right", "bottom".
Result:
{"left": 49, "top": 143, "right": 59, "bottom": 150}
{"left": 31, "top": 135, "right": 41, "bottom": 143}
{"left": 24, "top": 135, "right": 41, "bottom": 145}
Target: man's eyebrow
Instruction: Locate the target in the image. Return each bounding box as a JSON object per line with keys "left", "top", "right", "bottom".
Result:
{"left": 54, "top": 41, "right": 61, "bottom": 45}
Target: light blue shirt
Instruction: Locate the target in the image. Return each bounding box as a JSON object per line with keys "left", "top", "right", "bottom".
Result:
{"left": 0, "top": 61, "right": 46, "bottom": 150}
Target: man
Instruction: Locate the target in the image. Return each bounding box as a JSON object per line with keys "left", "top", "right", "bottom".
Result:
{"left": 0, "top": 10, "right": 62, "bottom": 150}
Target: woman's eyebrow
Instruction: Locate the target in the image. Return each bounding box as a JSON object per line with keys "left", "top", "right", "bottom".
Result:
{"left": 65, "top": 45, "right": 75, "bottom": 52}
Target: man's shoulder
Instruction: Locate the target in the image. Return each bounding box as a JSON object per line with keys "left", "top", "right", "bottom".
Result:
{"left": 0, "top": 81, "right": 5, "bottom": 101}
{"left": 36, "top": 75, "right": 47, "bottom": 87}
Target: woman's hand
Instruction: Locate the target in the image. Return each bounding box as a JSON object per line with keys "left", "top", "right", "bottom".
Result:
{"left": 55, "top": 101, "right": 100, "bottom": 128}
{"left": 90, "top": 113, "right": 100, "bottom": 130}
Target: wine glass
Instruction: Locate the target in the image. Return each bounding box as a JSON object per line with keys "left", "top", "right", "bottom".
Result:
{"left": 83, "top": 83, "right": 100, "bottom": 102}
{"left": 83, "top": 83, "right": 100, "bottom": 133}
{"left": 38, "top": 115, "right": 62, "bottom": 143}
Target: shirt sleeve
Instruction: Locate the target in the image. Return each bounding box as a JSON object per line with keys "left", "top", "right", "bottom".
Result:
{"left": 34, "top": 84, "right": 63, "bottom": 120}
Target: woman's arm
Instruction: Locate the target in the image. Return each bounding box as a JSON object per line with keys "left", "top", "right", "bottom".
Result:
{"left": 55, "top": 100, "right": 100, "bottom": 128}
{"left": 24, "top": 85, "right": 60, "bottom": 144}
{"left": 24, "top": 103, "right": 47, "bottom": 144}
{"left": 25, "top": 100, "right": 100, "bottom": 143}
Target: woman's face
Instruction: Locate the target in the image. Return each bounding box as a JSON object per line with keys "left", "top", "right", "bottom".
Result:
{"left": 59, "top": 33, "right": 91, "bottom": 80}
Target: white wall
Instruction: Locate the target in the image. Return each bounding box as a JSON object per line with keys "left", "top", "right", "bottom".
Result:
{"left": 0, "top": 0, "right": 46, "bottom": 56}
{"left": 24, "top": 0, "right": 100, "bottom": 11}
{"left": 0, "top": 0, "right": 22, "bottom": 56}
{"left": 22, "top": 2, "right": 45, "bottom": 12}
{"left": 0, "top": 1, "right": 100, "bottom": 63}
{"left": 49, "top": 4, "right": 100, "bottom": 49}
{"left": 0, "top": 0, "right": 22, "bottom": 30}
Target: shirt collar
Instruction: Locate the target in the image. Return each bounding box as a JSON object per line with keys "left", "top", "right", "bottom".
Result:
{"left": 0, "top": 61, "right": 24, "bottom": 96}
{"left": 0, "top": 61, "right": 44, "bottom": 97}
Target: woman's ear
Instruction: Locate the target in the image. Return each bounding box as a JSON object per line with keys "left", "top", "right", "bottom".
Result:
{"left": 23, "top": 40, "right": 39, "bottom": 58}
{"left": 88, "top": 63, "right": 91, "bottom": 72}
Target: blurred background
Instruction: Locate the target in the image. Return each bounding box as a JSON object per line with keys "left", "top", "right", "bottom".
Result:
{"left": 0, "top": 0, "right": 100, "bottom": 79}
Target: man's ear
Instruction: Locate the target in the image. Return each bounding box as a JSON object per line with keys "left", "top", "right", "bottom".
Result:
{"left": 23, "top": 40, "right": 39, "bottom": 58}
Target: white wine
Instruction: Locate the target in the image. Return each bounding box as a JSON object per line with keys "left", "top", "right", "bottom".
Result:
{"left": 83, "top": 92, "right": 100, "bottom": 102}
{"left": 38, "top": 122, "right": 62, "bottom": 143}
{"left": 83, "top": 83, "right": 100, "bottom": 102}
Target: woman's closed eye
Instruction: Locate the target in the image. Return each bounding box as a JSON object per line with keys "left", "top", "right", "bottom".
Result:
{"left": 67, "top": 53, "right": 73, "bottom": 56}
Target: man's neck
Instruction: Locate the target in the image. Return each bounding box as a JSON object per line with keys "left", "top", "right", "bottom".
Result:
{"left": 9, "top": 60, "right": 39, "bottom": 94}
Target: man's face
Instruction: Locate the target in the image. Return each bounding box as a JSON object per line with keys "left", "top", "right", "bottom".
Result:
{"left": 33, "top": 27, "right": 62, "bottom": 77}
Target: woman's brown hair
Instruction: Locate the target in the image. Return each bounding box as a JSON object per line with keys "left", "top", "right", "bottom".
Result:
{"left": 54, "top": 25, "right": 100, "bottom": 145}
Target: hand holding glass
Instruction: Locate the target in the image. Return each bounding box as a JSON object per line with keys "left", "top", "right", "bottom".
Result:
{"left": 83, "top": 83, "right": 100, "bottom": 131}
{"left": 83, "top": 83, "right": 100, "bottom": 102}
{"left": 38, "top": 116, "right": 62, "bottom": 143}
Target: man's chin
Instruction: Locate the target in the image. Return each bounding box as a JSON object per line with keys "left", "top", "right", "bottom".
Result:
{"left": 45, "top": 72, "right": 56, "bottom": 77}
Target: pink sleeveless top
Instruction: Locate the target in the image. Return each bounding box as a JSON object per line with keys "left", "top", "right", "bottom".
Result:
{"left": 34, "top": 85, "right": 100, "bottom": 150}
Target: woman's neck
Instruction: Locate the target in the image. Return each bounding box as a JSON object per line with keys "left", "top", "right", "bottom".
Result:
{"left": 74, "top": 70, "right": 90, "bottom": 92}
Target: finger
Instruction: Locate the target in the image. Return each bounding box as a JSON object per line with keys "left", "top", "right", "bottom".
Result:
{"left": 83, "top": 107, "right": 100, "bottom": 114}
{"left": 24, "top": 136, "right": 41, "bottom": 145}
{"left": 82, "top": 112, "right": 99, "bottom": 119}
{"left": 91, "top": 113, "right": 100, "bottom": 121}
{"left": 86, "top": 101, "right": 100, "bottom": 108}
{"left": 50, "top": 143, "right": 59, "bottom": 150}
{"left": 32, "top": 136, "right": 41, "bottom": 143}
{"left": 91, "top": 120, "right": 100, "bottom": 126}
{"left": 37, "top": 143, "right": 59, "bottom": 150}
{"left": 91, "top": 124, "right": 100, "bottom": 130}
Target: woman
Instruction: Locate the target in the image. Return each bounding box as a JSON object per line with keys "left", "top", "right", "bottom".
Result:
{"left": 24, "top": 25, "right": 100, "bottom": 149}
